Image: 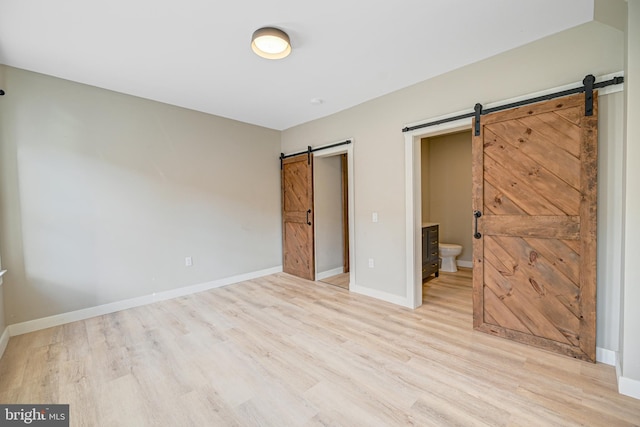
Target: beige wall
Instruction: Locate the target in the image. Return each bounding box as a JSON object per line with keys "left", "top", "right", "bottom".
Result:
{"left": 423, "top": 131, "right": 472, "bottom": 263}
{"left": 621, "top": 0, "right": 640, "bottom": 388}
{"left": 597, "top": 91, "right": 626, "bottom": 354}
{"left": 0, "top": 64, "right": 5, "bottom": 333}
{"left": 314, "top": 155, "right": 344, "bottom": 275}
{"left": 0, "top": 287, "right": 4, "bottom": 333}
{"left": 0, "top": 66, "right": 282, "bottom": 324}
{"left": 281, "top": 21, "right": 626, "bottom": 353}
{"left": 420, "top": 138, "right": 430, "bottom": 223}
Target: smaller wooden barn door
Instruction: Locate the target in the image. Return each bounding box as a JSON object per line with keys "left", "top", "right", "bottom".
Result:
{"left": 472, "top": 92, "right": 598, "bottom": 362}
{"left": 282, "top": 154, "right": 315, "bottom": 281}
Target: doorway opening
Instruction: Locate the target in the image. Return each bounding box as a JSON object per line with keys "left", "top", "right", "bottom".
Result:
{"left": 314, "top": 148, "right": 353, "bottom": 290}
{"left": 420, "top": 130, "right": 473, "bottom": 291}
{"left": 404, "top": 119, "right": 472, "bottom": 308}
{"left": 280, "top": 139, "right": 355, "bottom": 290}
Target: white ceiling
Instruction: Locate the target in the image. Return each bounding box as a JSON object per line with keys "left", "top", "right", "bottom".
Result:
{"left": 0, "top": 0, "right": 594, "bottom": 130}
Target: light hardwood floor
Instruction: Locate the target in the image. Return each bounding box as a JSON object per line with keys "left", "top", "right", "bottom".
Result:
{"left": 319, "top": 272, "right": 349, "bottom": 289}
{"left": 1, "top": 270, "right": 639, "bottom": 426}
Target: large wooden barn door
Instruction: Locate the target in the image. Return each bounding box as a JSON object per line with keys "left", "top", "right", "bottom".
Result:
{"left": 282, "top": 154, "right": 315, "bottom": 281}
{"left": 472, "top": 92, "right": 598, "bottom": 362}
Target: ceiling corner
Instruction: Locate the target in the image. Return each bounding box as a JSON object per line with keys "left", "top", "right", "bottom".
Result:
{"left": 594, "top": 0, "right": 628, "bottom": 31}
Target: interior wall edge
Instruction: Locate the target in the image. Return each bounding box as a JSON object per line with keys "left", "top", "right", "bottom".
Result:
{"left": 350, "top": 283, "right": 412, "bottom": 308}
{"left": 0, "top": 326, "right": 9, "bottom": 361}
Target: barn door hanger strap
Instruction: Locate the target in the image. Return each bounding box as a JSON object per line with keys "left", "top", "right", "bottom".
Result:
{"left": 402, "top": 73, "right": 624, "bottom": 135}
{"left": 583, "top": 74, "right": 595, "bottom": 116}
{"left": 474, "top": 103, "right": 483, "bottom": 137}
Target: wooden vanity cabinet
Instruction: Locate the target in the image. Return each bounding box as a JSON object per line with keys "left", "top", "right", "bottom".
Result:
{"left": 422, "top": 224, "right": 439, "bottom": 280}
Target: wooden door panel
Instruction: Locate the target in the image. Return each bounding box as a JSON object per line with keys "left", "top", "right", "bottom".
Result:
{"left": 482, "top": 238, "right": 579, "bottom": 341}
{"left": 485, "top": 119, "right": 581, "bottom": 188}
{"left": 283, "top": 222, "right": 314, "bottom": 277}
{"left": 482, "top": 215, "right": 580, "bottom": 240}
{"left": 483, "top": 155, "right": 565, "bottom": 215}
{"left": 283, "top": 160, "right": 310, "bottom": 212}
{"left": 522, "top": 237, "right": 580, "bottom": 286}
{"left": 487, "top": 236, "right": 580, "bottom": 331}
{"left": 341, "top": 154, "right": 349, "bottom": 274}
{"left": 473, "top": 92, "right": 597, "bottom": 362}
{"left": 282, "top": 154, "right": 315, "bottom": 281}
{"left": 483, "top": 129, "right": 581, "bottom": 214}
{"left": 520, "top": 112, "right": 580, "bottom": 158}
{"left": 554, "top": 106, "right": 583, "bottom": 127}
{"left": 483, "top": 181, "right": 528, "bottom": 215}
{"left": 563, "top": 238, "right": 581, "bottom": 255}
{"left": 483, "top": 286, "right": 531, "bottom": 334}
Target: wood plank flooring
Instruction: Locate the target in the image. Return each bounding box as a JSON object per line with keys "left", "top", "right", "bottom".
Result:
{"left": 1, "top": 270, "right": 639, "bottom": 426}
{"left": 319, "top": 272, "right": 349, "bottom": 289}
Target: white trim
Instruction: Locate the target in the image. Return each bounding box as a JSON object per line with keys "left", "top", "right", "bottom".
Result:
{"left": 8, "top": 266, "right": 282, "bottom": 337}
{"left": 0, "top": 327, "right": 9, "bottom": 359}
{"left": 404, "top": 71, "right": 625, "bottom": 309}
{"left": 316, "top": 267, "right": 345, "bottom": 281}
{"left": 350, "top": 284, "right": 412, "bottom": 308}
{"left": 616, "top": 351, "right": 640, "bottom": 400}
{"left": 619, "top": 376, "right": 640, "bottom": 400}
{"left": 457, "top": 260, "right": 473, "bottom": 269}
{"left": 596, "top": 347, "right": 616, "bottom": 366}
{"left": 312, "top": 138, "right": 356, "bottom": 292}
{"left": 312, "top": 140, "right": 353, "bottom": 158}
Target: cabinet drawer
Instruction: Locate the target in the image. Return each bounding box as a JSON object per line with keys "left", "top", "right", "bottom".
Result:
{"left": 422, "top": 224, "right": 439, "bottom": 279}
{"left": 423, "top": 262, "right": 439, "bottom": 278}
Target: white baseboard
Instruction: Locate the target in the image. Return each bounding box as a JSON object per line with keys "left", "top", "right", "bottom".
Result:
{"left": 457, "top": 260, "right": 473, "bottom": 268}
{"left": 615, "top": 351, "right": 640, "bottom": 400}
{"left": 316, "top": 267, "right": 345, "bottom": 281}
{"left": 8, "top": 266, "right": 283, "bottom": 337}
{"left": 619, "top": 375, "right": 640, "bottom": 400}
{"left": 350, "top": 284, "right": 412, "bottom": 308}
{"left": 596, "top": 347, "right": 616, "bottom": 366}
{"left": 0, "top": 327, "right": 9, "bottom": 360}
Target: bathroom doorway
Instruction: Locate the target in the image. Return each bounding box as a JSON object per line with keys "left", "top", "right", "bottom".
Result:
{"left": 420, "top": 130, "right": 473, "bottom": 277}
{"left": 403, "top": 119, "right": 473, "bottom": 309}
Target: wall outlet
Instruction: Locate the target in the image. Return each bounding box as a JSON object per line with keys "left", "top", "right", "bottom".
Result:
{"left": 185, "top": 256, "right": 193, "bottom": 267}
{"left": 372, "top": 212, "right": 378, "bottom": 223}
{"left": 368, "top": 258, "right": 375, "bottom": 268}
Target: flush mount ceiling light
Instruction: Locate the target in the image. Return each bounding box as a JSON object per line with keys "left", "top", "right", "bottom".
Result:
{"left": 251, "top": 27, "right": 291, "bottom": 60}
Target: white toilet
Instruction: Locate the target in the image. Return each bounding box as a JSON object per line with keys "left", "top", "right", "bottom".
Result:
{"left": 439, "top": 243, "right": 463, "bottom": 272}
